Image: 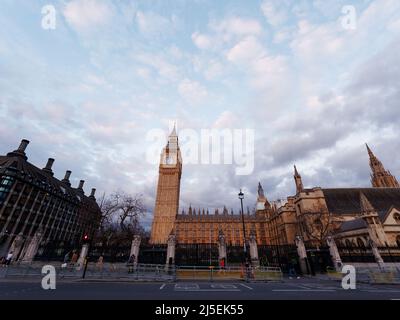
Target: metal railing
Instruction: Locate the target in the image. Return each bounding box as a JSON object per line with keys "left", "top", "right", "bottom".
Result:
{"left": 175, "top": 265, "right": 283, "bottom": 282}
{"left": 0, "top": 262, "right": 282, "bottom": 282}
{"left": 0, "top": 262, "right": 175, "bottom": 281}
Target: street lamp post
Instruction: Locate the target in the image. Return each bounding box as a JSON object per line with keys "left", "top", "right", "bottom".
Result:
{"left": 238, "top": 189, "right": 249, "bottom": 266}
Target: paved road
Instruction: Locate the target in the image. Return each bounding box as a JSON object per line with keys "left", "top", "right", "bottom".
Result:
{"left": 1, "top": 278, "right": 400, "bottom": 300}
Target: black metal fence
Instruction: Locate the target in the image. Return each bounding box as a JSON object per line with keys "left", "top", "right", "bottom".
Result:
{"left": 138, "top": 245, "right": 167, "bottom": 265}
{"left": 258, "top": 245, "right": 299, "bottom": 271}
{"left": 34, "top": 241, "right": 400, "bottom": 271}
{"left": 90, "top": 244, "right": 131, "bottom": 263}
{"left": 175, "top": 244, "right": 219, "bottom": 266}
{"left": 34, "top": 241, "right": 298, "bottom": 269}
{"left": 35, "top": 241, "right": 79, "bottom": 262}
{"left": 305, "top": 247, "right": 333, "bottom": 274}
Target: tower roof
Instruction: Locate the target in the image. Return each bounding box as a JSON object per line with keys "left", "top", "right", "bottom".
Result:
{"left": 360, "top": 192, "right": 375, "bottom": 214}
{"left": 294, "top": 164, "right": 300, "bottom": 177}
{"left": 366, "top": 144, "right": 399, "bottom": 188}
{"left": 366, "top": 143, "right": 373, "bottom": 156}
{"left": 170, "top": 123, "right": 177, "bottom": 137}
{"left": 257, "top": 182, "right": 265, "bottom": 198}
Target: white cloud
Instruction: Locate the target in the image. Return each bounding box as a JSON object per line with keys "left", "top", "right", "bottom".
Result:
{"left": 261, "top": 0, "right": 289, "bottom": 27}
{"left": 273, "top": 29, "right": 291, "bottom": 43}
{"left": 227, "top": 36, "right": 266, "bottom": 64}
{"left": 191, "top": 16, "right": 264, "bottom": 53}
{"left": 192, "top": 32, "right": 212, "bottom": 50}
{"left": 212, "top": 17, "right": 263, "bottom": 37}
{"left": 213, "top": 111, "right": 239, "bottom": 128}
{"left": 204, "top": 60, "right": 224, "bottom": 80}
{"left": 136, "top": 53, "right": 180, "bottom": 82}
{"left": 178, "top": 79, "right": 208, "bottom": 104}
{"left": 64, "top": 0, "right": 113, "bottom": 32}
{"left": 290, "top": 20, "right": 344, "bottom": 60}
{"left": 387, "top": 18, "right": 400, "bottom": 32}
{"left": 250, "top": 55, "right": 289, "bottom": 90}
{"left": 136, "top": 11, "right": 178, "bottom": 37}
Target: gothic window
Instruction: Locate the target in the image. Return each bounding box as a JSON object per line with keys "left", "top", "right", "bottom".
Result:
{"left": 314, "top": 218, "right": 323, "bottom": 231}
{"left": 357, "top": 238, "right": 365, "bottom": 248}
{"left": 345, "top": 239, "right": 352, "bottom": 248}
{"left": 394, "top": 213, "right": 400, "bottom": 224}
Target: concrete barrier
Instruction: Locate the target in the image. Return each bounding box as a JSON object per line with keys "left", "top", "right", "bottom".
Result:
{"left": 175, "top": 266, "right": 282, "bottom": 281}
{"left": 369, "top": 271, "right": 399, "bottom": 284}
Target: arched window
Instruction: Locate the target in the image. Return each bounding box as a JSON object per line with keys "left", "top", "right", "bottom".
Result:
{"left": 357, "top": 238, "right": 365, "bottom": 248}
{"left": 394, "top": 213, "right": 400, "bottom": 224}
{"left": 345, "top": 239, "right": 352, "bottom": 248}
{"left": 396, "top": 236, "right": 400, "bottom": 248}
{"left": 314, "top": 218, "right": 323, "bottom": 231}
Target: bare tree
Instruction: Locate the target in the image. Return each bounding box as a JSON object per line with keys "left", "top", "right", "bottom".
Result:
{"left": 298, "top": 204, "right": 341, "bottom": 246}
{"left": 97, "top": 192, "right": 119, "bottom": 233}
{"left": 116, "top": 192, "right": 146, "bottom": 232}
{"left": 96, "top": 191, "right": 147, "bottom": 246}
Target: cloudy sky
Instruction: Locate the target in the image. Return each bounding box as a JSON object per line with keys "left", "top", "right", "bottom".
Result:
{"left": 1, "top": 0, "right": 399, "bottom": 228}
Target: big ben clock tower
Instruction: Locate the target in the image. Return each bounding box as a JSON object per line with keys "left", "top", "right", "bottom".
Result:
{"left": 150, "top": 126, "right": 182, "bottom": 244}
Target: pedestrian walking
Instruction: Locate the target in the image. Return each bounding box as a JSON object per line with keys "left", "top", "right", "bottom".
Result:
{"left": 288, "top": 258, "right": 300, "bottom": 279}
{"left": 63, "top": 251, "right": 71, "bottom": 263}
{"left": 218, "top": 258, "right": 226, "bottom": 274}
{"left": 5, "top": 251, "right": 13, "bottom": 266}
{"left": 127, "top": 254, "right": 135, "bottom": 273}
{"left": 96, "top": 255, "right": 104, "bottom": 272}
{"left": 70, "top": 251, "right": 78, "bottom": 266}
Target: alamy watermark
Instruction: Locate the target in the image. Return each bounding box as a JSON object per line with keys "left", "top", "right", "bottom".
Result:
{"left": 341, "top": 5, "right": 357, "bottom": 30}
{"left": 146, "top": 127, "right": 255, "bottom": 176}
{"left": 41, "top": 5, "right": 56, "bottom": 30}
{"left": 341, "top": 264, "right": 356, "bottom": 290}
{"left": 41, "top": 265, "right": 56, "bottom": 290}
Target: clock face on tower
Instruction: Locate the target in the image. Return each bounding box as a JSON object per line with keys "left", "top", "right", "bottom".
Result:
{"left": 165, "top": 155, "right": 175, "bottom": 165}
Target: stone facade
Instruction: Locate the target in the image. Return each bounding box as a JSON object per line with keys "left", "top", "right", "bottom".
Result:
{"left": 150, "top": 129, "right": 269, "bottom": 246}
{"left": 0, "top": 140, "right": 102, "bottom": 258}
{"left": 266, "top": 145, "right": 400, "bottom": 251}
{"left": 174, "top": 207, "right": 269, "bottom": 245}
{"left": 150, "top": 129, "right": 400, "bottom": 261}
{"left": 150, "top": 126, "right": 182, "bottom": 244}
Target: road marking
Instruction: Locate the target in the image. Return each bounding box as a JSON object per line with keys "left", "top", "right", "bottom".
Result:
{"left": 295, "top": 285, "right": 313, "bottom": 289}
{"left": 173, "top": 283, "right": 241, "bottom": 292}
{"left": 272, "top": 289, "right": 335, "bottom": 292}
{"left": 240, "top": 284, "right": 253, "bottom": 290}
{"left": 174, "top": 289, "right": 241, "bottom": 292}
{"left": 174, "top": 284, "right": 200, "bottom": 290}
{"left": 211, "top": 284, "right": 237, "bottom": 289}
{"left": 362, "top": 290, "right": 400, "bottom": 293}
{"left": 159, "top": 284, "right": 166, "bottom": 290}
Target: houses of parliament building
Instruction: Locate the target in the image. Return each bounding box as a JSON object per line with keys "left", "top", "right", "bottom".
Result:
{"left": 150, "top": 128, "right": 400, "bottom": 251}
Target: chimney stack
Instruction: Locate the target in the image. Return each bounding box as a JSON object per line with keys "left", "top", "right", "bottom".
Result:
{"left": 78, "top": 180, "right": 85, "bottom": 190}
{"left": 18, "top": 139, "right": 30, "bottom": 152}
{"left": 42, "top": 158, "right": 55, "bottom": 176}
{"left": 7, "top": 139, "right": 30, "bottom": 160}
{"left": 90, "top": 188, "right": 96, "bottom": 198}
{"left": 62, "top": 170, "right": 72, "bottom": 186}
{"left": 64, "top": 170, "right": 71, "bottom": 180}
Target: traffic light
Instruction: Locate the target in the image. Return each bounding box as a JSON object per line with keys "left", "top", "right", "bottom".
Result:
{"left": 82, "top": 234, "right": 89, "bottom": 243}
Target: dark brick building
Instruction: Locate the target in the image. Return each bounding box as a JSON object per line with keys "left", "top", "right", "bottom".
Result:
{"left": 0, "top": 139, "right": 101, "bottom": 260}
